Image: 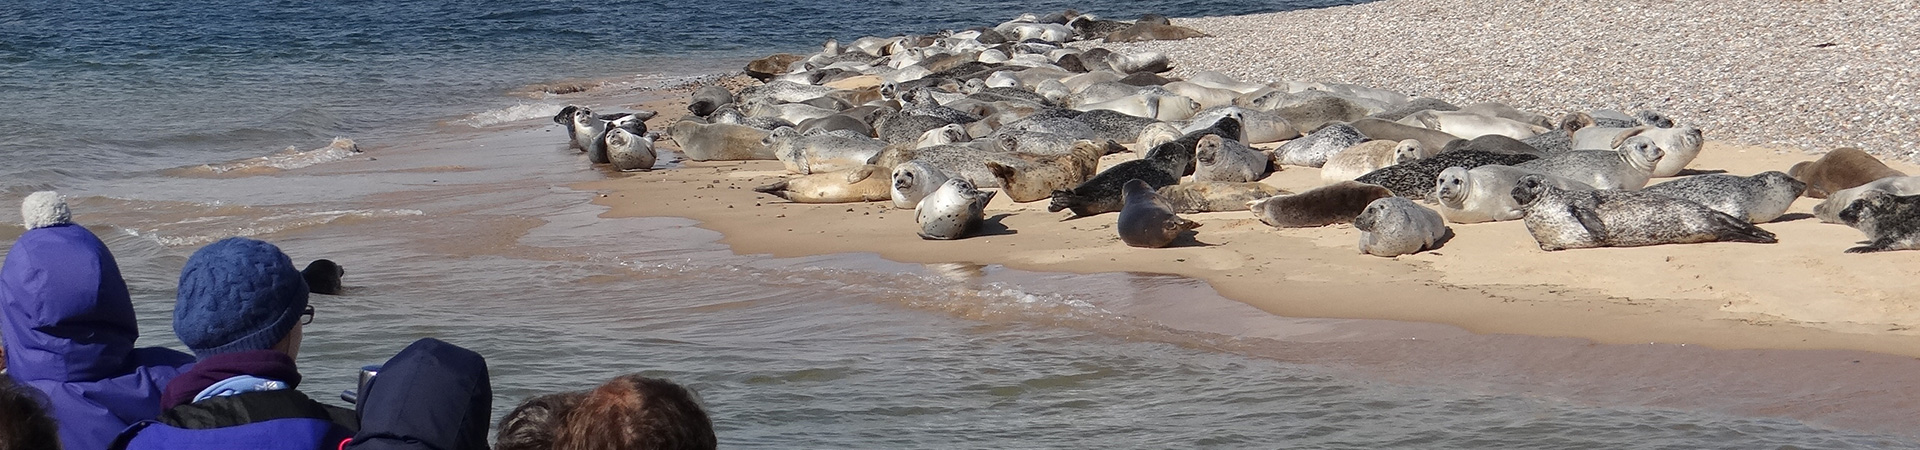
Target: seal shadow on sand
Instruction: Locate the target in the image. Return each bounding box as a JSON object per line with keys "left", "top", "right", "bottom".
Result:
{"left": 1162, "top": 230, "right": 1213, "bottom": 248}
{"left": 977, "top": 213, "right": 1018, "bottom": 237}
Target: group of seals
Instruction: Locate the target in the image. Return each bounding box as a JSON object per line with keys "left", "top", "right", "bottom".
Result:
{"left": 555, "top": 105, "right": 661, "bottom": 171}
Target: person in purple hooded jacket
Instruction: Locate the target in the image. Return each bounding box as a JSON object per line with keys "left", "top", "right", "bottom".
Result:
{"left": 1, "top": 192, "right": 194, "bottom": 450}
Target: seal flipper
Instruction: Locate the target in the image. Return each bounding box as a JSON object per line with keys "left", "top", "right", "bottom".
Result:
{"left": 1710, "top": 212, "right": 1778, "bottom": 243}
{"left": 752, "top": 180, "right": 795, "bottom": 201}
{"left": 1046, "top": 189, "right": 1077, "bottom": 213}
{"left": 1846, "top": 238, "right": 1895, "bottom": 253}
{"left": 1569, "top": 204, "right": 1608, "bottom": 243}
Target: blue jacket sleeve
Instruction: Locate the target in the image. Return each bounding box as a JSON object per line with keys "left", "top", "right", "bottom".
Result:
{"left": 343, "top": 338, "right": 492, "bottom": 450}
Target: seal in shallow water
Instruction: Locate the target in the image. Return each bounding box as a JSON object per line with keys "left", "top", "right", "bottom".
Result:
{"left": 1642, "top": 172, "right": 1804, "bottom": 223}
{"left": 601, "top": 128, "right": 658, "bottom": 171}
{"left": 917, "top": 178, "right": 997, "bottom": 240}
{"left": 302, "top": 259, "right": 345, "bottom": 295}
{"left": 1117, "top": 179, "right": 1201, "bottom": 248}
{"left": 1354, "top": 196, "right": 1450, "bottom": 257}
{"left": 1510, "top": 174, "right": 1776, "bottom": 251}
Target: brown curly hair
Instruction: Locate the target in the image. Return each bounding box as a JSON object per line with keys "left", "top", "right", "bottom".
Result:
{"left": 549, "top": 375, "right": 715, "bottom": 450}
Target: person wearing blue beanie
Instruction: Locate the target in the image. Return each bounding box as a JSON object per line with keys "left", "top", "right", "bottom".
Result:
{"left": 111, "top": 237, "right": 356, "bottom": 450}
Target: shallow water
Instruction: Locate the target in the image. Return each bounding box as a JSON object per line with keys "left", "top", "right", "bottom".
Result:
{"left": 3, "top": 0, "right": 1920, "bottom": 448}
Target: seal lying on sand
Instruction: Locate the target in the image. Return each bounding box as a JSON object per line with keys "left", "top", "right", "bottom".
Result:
{"left": 986, "top": 140, "right": 1103, "bottom": 202}
{"left": 1813, "top": 176, "right": 1920, "bottom": 223}
{"left": 600, "top": 128, "right": 658, "bottom": 171}
{"left": 1838, "top": 190, "right": 1920, "bottom": 253}
{"left": 1515, "top": 138, "right": 1663, "bottom": 190}
{"left": 1274, "top": 123, "right": 1365, "bottom": 168}
{"left": 1049, "top": 142, "right": 1192, "bottom": 217}
{"left": 1322, "top": 140, "right": 1426, "bottom": 183}
{"left": 1247, "top": 181, "right": 1393, "bottom": 228}
{"left": 753, "top": 165, "right": 892, "bottom": 203}
{"left": 890, "top": 161, "right": 951, "bottom": 209}
{"left": 1433, "top": 165, "right": 1592, "bottom": 224}
{"left": 1355, "top": 150, "right": 1539, "bottom": 198}
{"left": 1193, "top": 134, "right": 1269, "bottom": 183}
{"left": 1788, "top": 147, "right": 1908, "bottom": 198}
{"left": 1511, "top": 174, "right": 1776, "bottom": 251}
{"left": 668, "top": 120, "right": 776, "bottom": 161}
{"left": 1156, "top": 182, "right": 1286, "bottom": 213}
{"left": 1118, "top": 179, "right": 1201, "bottom": 248}
{"left": 917, "top": 179, "right": 997, "bottom": 240}
{"left": 1354, "top": 197, "right": 1449, "bottom": 257}
{"left": 1642, "top": 172, "right": 1804, "bottom": 223}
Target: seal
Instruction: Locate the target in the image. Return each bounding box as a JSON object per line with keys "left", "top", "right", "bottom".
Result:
{"left": 915, "top": 124, "right": 973, "bottom": 148}
{"left": 1510, "top": 174, "right": 1777, "bottom": 251}
{"left": 301, "top": 259, "right": 345, "bottom": 295}
{"left": 602, "top": 128, "right": 658, "bottom": 172}
{"left": 1642, "top": 172, "right": 1805, "bottom": 223}
{"left": 1274, "top": 123, "right": 1365, "bottom": 168}
{"left": 985, "top": 140, "right": 1103, "bottom": 202}
{"left": 1354, "top": 197, "right": 1450, "bottom": 257}
{"left": 562, "top": 106, "right": 608, "bottom": 152}
{"left": 798, "top": 114, "right": 877, "bottom": 137}
{"left": 1348, "top": 118, "right": 1461, "bottom": 153}
{"left": 1117, "top": 179, "right": 1202, "bottom": 248}
{"left": 1105, "top": 22, "right": 1208, "bottom": 43}
{"left": 1838, "top": 190, "right": 1920, "bottom": 253}
{"left": 1078, "top": 94, "right": 1201, "bottom": 121}
{"left": 1183, "top": 106, "right": 1299, "bottom": 144}
{"left": 1813, "top": 176, "right": 1920, "bottom": 223}
{"left": 667, "top": 120, "right": 776, "bottom": 161}
{"left": 587, "top": 115, "right": 647, "bottom": 165}
{"left": 1048, "top": 141, "right": 1191, "bottom": 217}
{"left": 1156, "top": 181, "right": 1286, "bottom": 213}
{"left": 1266, "top": 96, "right": 1371, "bottom": 134}
{"left": 1193, "top": 134, "right": 1269, "bottom": 183}
{"left": 1322, "top": 139, "right": 1427, "bottom": 183}
{"left": 765, "top": 127, "right": 887, "bottom": 174}
{"left": 1433, "top": 165, "right": 1593, "bottom": 224}
{"left": 1458, "top": 102, "right": 1551, "bottom": 128}
{"left": 1398, "top": 110, "right": 1548, "bottom": 140}
{"left": 1355, "top": 150, "right": 1540, "bottom": 198}
{"left": 1515, "top": 138, "right": 1663, "bottom": 190}
{"left": 753, "top": 165, "right": 892, "bottom": 203}
{"left": 1439, "top": 134, "right": 1545, "bottom": 156}
{"left": 688, "top": 86, "right": 735, "bottom": 117}
{"left": 1247, "top": 181, "right": 1394, "bottom": 228}
{"left": 917, "top": 178, "right": 998, "bottom": 240}
{"left": 1788, "top": 147, "right": 1909, "bottom": 198}
{"left": 1570, "top": 126, "right": 1704, "bottom": 177}
{"left": 890, "top": 161, "right": 950, "bottom": 210}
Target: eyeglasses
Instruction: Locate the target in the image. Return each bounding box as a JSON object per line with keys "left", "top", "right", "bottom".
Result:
{"left": 301, "top": 305, "right": 315, "bottom": 325}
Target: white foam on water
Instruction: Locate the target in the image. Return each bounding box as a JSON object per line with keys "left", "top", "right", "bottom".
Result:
{"left": 197, "top": 137, "right": 363, "bottom": 173}
{"left": 456, "top": 103, "right": 566, "bottom": 128}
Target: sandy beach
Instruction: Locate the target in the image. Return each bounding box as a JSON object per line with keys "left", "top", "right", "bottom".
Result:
{"left": 577, "top": 0, "right": 1920, "bottom": 359}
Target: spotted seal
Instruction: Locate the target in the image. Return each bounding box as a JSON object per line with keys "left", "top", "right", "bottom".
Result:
{"left": 1322, "top": 140, "right": 1428, "bottom": 183}
{"left": 1515, "top": 138, "right": 1663, "bottom": 190}
{"left": 1118, "top": 179, "right": 1202, "bottom": 248}
{"left": 753, "top": 165, "right": 892, "bottom": 203}
{"left": 1838, "top": 191, "right": 1920, "bottom": 253}
{"left": 1433, "top": 165, "right": 1593, "bottom": 224}
{"left": 1193, "top": 134, "right": 1269, "bottom": 183}
{"left": 1812, "top": 176, "right": 1920, "bottom": 223}
{"left": 765, "top": 127, "right": 887, "bottom": 174}
{"left": 1354, "top": 150, "right": 1539, "bottom": 198}
{"left": 1510, "top": 174, "right": 1777, "bottom": 251}
{"left": 1642, "top": 172, "right": 1805, "bottom": 223}
{"left": 688, "top": 86, "right": 735, "bottom": 117}
{"left": 1247, "top": 181, "right": 1394, "bottom": 228}
{"left": 1274, "top": 123, "right": 1365, "bottom": 168}
{"left": 985, "top": 140, "right": 1103, "bottom": 202}
{"left": 667, "top": 120, "right": 776, "bottom": 161}
{"left": 917, "top": 178, "right": 998, "bottom": 240}
{"left": 1048, "top": 142, "right": 1191, "bottom": 217}
{"left": 1571, "top": 126, "right": 1704, "bottom": 177}
{"left": 890, "top": 161, "right": 950, "bottom": 209}
{"left": 1155, "top": 182, "right": 1286, "bottom": 213}
{"left": 602, "top": 128, "right": 658, "bottom": 172}
{"left": 1354, "top": 197, "right": 1450, "bottom": 257}
{"left": 1788, "top": 147, "right": 1908, "bottom": 199}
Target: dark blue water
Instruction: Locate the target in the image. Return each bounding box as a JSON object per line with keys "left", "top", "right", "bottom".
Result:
{"left": 0, "top": 0, "right": 1357, "bottom": 187}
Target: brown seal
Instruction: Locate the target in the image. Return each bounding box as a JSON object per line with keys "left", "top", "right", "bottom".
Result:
{"left": 1788, "top": 147, "right": 1908, "bottom": 199}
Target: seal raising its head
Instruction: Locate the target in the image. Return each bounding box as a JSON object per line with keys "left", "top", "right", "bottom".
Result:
{"left": 1353, "top": 197, "right": 1450, "bottom": 257}
{"left": 917, "top": 179, "right": 997, "bottom": 240}
{"left": 302, "top": 259, "right": 345, "bottom": 295}
{"left": 890, "top": 161, "right": 950, "bottom": 210}
{"left": 1117, "top": 179, "right": 1201, "bottom": 248}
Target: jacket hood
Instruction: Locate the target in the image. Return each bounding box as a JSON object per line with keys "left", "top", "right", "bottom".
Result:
{"left": 2, "top": 223, "right": 143, "bottom": 382}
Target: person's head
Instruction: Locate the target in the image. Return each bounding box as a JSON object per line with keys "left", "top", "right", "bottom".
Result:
{"left": 172, "top": 237, "right": 311, "bottom": 359}
{"left": 0, "top": 378, "right": 61, "bottom": 450}
{"left": 495, "top": 391, "right": 587, "bottom": 450}
{"left": 550, "top": 375, "right": 715, "bottom": 450}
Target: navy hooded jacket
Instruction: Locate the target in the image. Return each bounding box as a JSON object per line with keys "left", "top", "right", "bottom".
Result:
{"left": 2, "top": 223, "right": 195, "bottom": 450}
{"left": 345, "top": 338, "right": 492, "bottom": 450}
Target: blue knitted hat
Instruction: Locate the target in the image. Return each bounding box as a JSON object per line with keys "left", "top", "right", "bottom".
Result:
{"left": 174, "top": 237, "right": 310, "bottom": 357}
